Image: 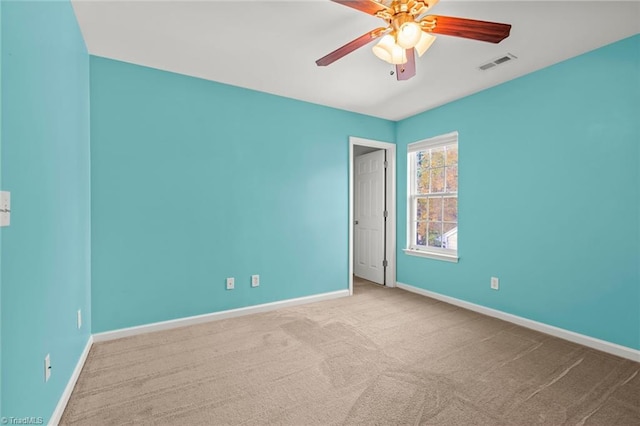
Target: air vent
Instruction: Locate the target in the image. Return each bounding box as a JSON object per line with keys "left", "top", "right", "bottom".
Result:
{"left": 479, "top": 53, "right": 517, "bottom": 71}
{"left": 479, "top": 63, "right": 496, "bottom": 71}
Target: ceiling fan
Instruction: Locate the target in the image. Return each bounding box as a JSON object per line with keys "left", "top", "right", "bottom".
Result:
{"left": 316, "top": 0, "right": 512, "bottom": 80}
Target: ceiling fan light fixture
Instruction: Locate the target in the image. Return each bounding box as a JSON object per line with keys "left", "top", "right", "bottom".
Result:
{"left": 372, "top": 34, "right": 394, "bottom": 63}
{"left": 415, "top": 31, "right": 436, "bottom": 57}
{"left": 390, "top": 44, "right": 408, "bottom": 65}
{"left": 397, "top": 21, "right": 422, "bottom": 49}
{"left": 372, "top": 34, "right": 407, "bottom": 65}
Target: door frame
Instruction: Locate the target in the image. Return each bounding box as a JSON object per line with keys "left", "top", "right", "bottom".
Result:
{"left": 349, "top": 136, "right": 397, "bottom": 295}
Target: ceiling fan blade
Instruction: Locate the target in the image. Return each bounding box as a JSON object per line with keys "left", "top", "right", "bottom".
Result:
{"left": 425, "top": 15, "right": 511, "bottom": 43}
{"left": 330, "top": 0, "right": 393, "bottom": 16}
{"left": 316, "top": 27, "right": 387, "bottom": 67}
{"left": 396, "top": 48, "right": 416, "bottom": 81}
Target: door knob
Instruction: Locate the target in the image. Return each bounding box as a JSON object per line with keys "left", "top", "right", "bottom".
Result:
{"left": 355, "top": 220, "right": 359, "bottom": 225}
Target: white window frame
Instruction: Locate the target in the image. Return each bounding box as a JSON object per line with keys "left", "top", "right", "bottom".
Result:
{"left": 404, "top": 131, "right": 459, "bottom": 263}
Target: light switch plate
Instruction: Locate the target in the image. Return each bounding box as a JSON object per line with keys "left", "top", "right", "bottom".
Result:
{"left": 0, "top": 191, "right": 10, "bottom": 227}
{"left": 45, "top": 354, "right": 51, "bottom": 382}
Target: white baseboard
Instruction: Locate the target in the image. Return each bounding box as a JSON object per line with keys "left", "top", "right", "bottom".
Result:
{"left": 48, "top": 335, "right": 93, "bottom": 426}
{"left": 93, "top": 289, "right": 350, "bottom": 342}
{"left": 396, "top": 282, "right": 640, "bottom": 362}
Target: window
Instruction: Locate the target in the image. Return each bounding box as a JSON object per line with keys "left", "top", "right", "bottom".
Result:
{"left": 405, "top": 132, "right": 458, "bottom": 262}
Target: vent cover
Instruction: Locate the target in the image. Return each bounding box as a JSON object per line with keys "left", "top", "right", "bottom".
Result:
{"left": 479, "top": 53, "right": 517, "bottom": 71}
{"left": 479, "top": 62, "right": 496, "bottom": 71}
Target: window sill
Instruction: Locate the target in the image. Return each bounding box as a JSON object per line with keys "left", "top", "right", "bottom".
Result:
{"left": 403, "top": 248, "right": 459, "bottom": 263}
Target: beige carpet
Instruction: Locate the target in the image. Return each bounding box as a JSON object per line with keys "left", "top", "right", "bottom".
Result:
{"left": 61, "top": 279, "right": 640, "bottom": 425}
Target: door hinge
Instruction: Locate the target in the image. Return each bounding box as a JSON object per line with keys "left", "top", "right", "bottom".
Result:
{"left": 384, "top": 160, "right": 388, "bottom": 169}
{"left": 383, "top": 260, "right": 388, "bottom": 268}
{"left": 383, "top": 210, "right": 388, "bottom": 218}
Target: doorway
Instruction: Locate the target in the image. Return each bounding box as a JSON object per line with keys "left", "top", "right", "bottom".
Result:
{"left": 354, "top": 148, "right": 385, "bottom": 285}
{"left": 349, "top": 137, "right": 396, "bottom": 296}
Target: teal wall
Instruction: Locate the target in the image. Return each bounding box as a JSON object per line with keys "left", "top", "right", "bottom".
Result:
{"left": 1, "top": 0, "right": 91, "bottom": 422}
{"left": 396, "top": 35, "right": 640, "bottom": 350}
{"left": 89, "top": 57, "right": 395, "bottom": 333}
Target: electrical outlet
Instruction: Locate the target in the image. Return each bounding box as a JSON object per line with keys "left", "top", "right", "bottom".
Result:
{"left": 77, "top": 309, "right": 82, "bottom": 329}
{"left": 44, "top": 354, "right": 51, "bottom": 382}
{"left": 251, "top": 275, "right": 260, "bottom": 288}
{"left": 226, "top": 277, "right": 235, "bottom": 290}
{"left": 491, "top": 277, "right": 499, "bottom": 290}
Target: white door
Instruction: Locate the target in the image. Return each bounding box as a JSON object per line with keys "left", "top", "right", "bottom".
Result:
{"left": 354, "top": 150, "right": 386, "bottom": 284}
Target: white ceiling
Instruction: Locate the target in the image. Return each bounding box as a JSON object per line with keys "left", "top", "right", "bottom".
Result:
{"left": 72, "top": 0, "right": 640, "bottom": 121}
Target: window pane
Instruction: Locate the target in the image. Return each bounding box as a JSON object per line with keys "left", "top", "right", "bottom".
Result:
{"left": 445, "top": 165, "right": 458, "bottom": 193}
{"left": 443, "top": 222, "right": 457, "bottom": 233}
{"left": 443, "top": 197, "right": 457, "bottom": 222}
{"left": 445, "top": 145, "right": 458, "bottom": 166}
{"left": 416, "top": 198, "right": 428, "bottom": 221}
{"left": 431, "top": 148, "right": 445, "bottom": 167}
{"left": 417, "top": 150, "right": 430, "bottom": 169}
{"left": 431, "top": 168, "right": 445, "bottom": 193}
{"left": 417, "top": 165, "right": 430, "bottom": 194}
{"left": 416, "top": 221, "right": 427, "bottom": 246}
{"left": 442, "top": 223, "right": 458, "bottom": 250}
{"left": 428, "top": 197, "right": 442, "bottom": 221}
{"left": 428, "top": 222, "right": 443, "bottom": 247}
